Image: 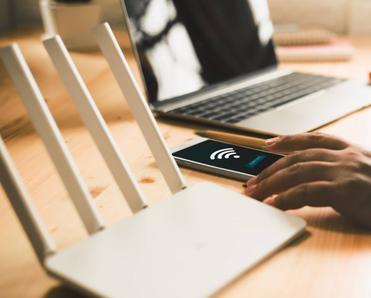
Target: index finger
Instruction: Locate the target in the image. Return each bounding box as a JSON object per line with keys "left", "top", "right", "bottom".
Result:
{"left": 255, "top": 148, "right": 340, "bottom": 185}
{"left": 265, "top": 132, "right": 349, "bottom": 153}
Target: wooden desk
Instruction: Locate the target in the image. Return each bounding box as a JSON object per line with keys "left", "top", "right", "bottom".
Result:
{"left": 1, "top": 31, "right": 371, "bottom": 298}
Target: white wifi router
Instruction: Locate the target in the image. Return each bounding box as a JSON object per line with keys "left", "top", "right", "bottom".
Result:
{"left": 0, "top": 23, "right": 306, "bottom": 298}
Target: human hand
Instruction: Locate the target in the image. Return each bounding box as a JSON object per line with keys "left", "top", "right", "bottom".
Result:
{"left": 245, "top": 132, "right": 371, "bottom": 229}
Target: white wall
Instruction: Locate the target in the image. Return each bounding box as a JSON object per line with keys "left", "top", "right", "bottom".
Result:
{"left": 268, "top": 0, "right": 349, "bottom": 34}
{"left": 268, "top": 0, "right": 371, "bottom": 34}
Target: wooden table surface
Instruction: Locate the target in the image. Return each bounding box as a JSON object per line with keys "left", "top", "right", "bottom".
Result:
{"left": 1, "top": 31, "right": 371, "bottom": 298}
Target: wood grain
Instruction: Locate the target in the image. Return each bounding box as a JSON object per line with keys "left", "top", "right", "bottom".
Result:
{"left": 1, "top": 30, "right": 371, "bottom": 298}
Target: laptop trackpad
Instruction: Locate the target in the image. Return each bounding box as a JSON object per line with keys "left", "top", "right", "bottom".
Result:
{"left": 239, "top": 81, "right": 371, "bottom": 135}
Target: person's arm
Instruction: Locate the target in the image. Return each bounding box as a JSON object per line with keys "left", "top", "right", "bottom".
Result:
{"left": 245, "top": 132, "right": 371, "bottom": 229}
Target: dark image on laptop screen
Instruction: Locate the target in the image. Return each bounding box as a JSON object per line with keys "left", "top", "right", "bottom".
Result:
{"left": 121, "top": 0, "right": 277, "bottom": 102}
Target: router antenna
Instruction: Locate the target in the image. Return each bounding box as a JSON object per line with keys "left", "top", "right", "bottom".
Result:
{"left": 94, "top": 23, "right": 187, "bottom": 194}
{"left": 0, "top": 136, "right": 56, "bottom": 263}
{"left": 0, "top": 44, "right": 105, "bottom": 234}
{"left": 42, "top": 36, "right": 147, "bottom": 213}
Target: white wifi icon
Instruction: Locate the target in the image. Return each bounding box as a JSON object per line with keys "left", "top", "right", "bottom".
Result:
{"left": 210, "top": 148, "right": 240, "bottom": 160}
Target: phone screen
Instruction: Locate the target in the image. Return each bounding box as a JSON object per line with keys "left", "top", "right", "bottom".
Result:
{"left": 173, "top": 139, "right": 283, "bottom": 176}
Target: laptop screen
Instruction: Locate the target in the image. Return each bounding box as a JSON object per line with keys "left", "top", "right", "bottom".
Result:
{"left": 121, "top": 0, "right": 277, "bottom": 103}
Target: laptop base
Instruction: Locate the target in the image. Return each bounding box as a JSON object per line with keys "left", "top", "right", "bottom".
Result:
{"left": 155, "top": 74, "right": 371, "bottom": 136}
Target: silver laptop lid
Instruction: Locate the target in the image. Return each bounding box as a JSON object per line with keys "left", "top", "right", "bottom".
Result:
{"left": 120, "top": 0, "right": 277, "bottom": 104}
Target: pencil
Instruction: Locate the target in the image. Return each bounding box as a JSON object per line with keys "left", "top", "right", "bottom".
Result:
{"left": 195, "top": 130, "right": 267, "bottom": 150}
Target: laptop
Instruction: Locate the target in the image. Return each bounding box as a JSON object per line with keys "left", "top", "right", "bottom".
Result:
{"left": 120, "top": 0, "right": 371, "bottom": 136}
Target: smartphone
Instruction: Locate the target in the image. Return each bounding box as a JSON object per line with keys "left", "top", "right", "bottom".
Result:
{"left": 172, "top": 138, "right": 284, "bottom": 181}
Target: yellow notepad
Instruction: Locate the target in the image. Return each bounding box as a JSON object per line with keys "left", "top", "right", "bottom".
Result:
{"left": 276, "top": 40, "right": 354, "bottom": 62}
{"left": 274, "top": 29, "right": 335, "bottom": 46}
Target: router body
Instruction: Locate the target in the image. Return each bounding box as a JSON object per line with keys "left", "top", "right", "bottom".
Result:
{"left": 45, "top": 182, "right": 304, "bottom": 298}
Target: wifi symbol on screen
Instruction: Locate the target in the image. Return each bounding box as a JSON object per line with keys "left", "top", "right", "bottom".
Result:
{"left": 210, "top": 148, "right": 240, "bottom": 160}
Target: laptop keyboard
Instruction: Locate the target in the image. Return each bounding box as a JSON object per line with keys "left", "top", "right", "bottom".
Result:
{"left": 169, "top": 73, "right": 344, "bottom": 124}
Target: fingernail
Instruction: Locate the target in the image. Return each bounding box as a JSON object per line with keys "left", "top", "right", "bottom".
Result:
{"left": 265, "top": 136, "right": 281, "bottom": 147}
{"left": 245, "top": 184, "right": 257, "bottom": 196}
{"left": 263, "top": 197, "right": 275, "bottom": 206}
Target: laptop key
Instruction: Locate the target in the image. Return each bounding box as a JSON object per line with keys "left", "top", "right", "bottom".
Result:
{"left": 211, "top": 112, "right": 239, "bottom": 121}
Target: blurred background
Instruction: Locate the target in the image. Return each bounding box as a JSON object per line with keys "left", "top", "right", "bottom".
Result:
{"left": 1, "top": 0, "right": 371, "bottom": 35}
{"left": 1, "top": 0, "right": 370, "bottom": 138}
{"left": 0, "top": 0, "right": 124, "bottom": 34}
